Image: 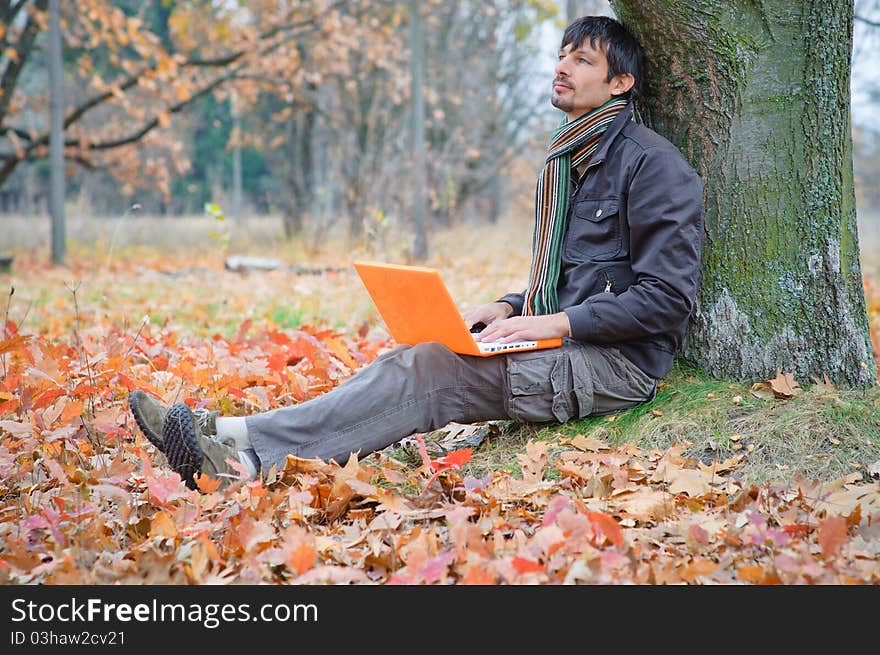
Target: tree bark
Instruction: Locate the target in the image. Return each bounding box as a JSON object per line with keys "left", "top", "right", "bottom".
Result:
{"left": 610, "top": 0, "right": 875, "bottom": 388}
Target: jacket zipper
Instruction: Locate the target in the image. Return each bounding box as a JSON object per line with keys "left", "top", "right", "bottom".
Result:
{"left": 604, "top": 273, "right": 612, "bottom": 293}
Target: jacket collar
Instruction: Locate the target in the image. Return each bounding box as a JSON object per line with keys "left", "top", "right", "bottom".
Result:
{"left": 587, "top": 100, "right": 633, "bottom": 167}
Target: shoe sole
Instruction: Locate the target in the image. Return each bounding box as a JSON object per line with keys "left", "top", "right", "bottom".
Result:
{"left": 129, "top": 390, "right": 164, "bottom": 452}
{"left": 163, "top": 403, "right": 204, "bottom": 490}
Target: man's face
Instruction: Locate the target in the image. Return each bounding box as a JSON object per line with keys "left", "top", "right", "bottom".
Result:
{"left": 552, "top": 39, "right": 628, "bottom": 120}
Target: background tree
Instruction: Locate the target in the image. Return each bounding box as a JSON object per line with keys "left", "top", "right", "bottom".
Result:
{"left": 252, "top": 0, "right": 554, "bottom": 248}
{"left": 610, "top": 0, "right": 875, "bottom": 388}
{"left": 0, "top": 0, "right": 352, "bottom": 199}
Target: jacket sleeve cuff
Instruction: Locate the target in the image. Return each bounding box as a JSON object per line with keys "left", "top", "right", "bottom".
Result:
{"left": 497, "top": 293, "right": 525, "bottom": 316}
{"left": 564, "top": 304, "right": 595, "bottom": 341}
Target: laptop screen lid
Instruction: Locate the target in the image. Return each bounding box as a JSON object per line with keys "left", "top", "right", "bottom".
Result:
{"left": 353, "top": 261, "right": 562, "bottom": 357}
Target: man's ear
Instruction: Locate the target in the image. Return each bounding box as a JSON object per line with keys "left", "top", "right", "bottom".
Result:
{"left": 610, "top": 73, "right": 635, "bottom": 97}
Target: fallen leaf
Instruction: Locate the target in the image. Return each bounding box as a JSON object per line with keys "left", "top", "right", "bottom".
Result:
{"left": 750, "top": 382, "right": 774, "bottom": 400}
{"left": 817, "top": 515, "right": 847, "bottom": 559}
{"left": 568, "top": 434, "right": 609, "bottom": 452}
{"left": 149, "top": 511, "right": 177, "bottom": 540}
{"left": 768, "top": 369, "right": 802, "bottom": 399}
{"left": 666, "top": 468, "right": 713, "bottom": 497}
{"left": 512, "top": 557, "right": 544, "bottom": 575}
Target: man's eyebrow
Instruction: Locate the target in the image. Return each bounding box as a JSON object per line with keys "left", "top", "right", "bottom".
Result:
{"left": 558, "top": 48, "right": 595, "bottom": 56}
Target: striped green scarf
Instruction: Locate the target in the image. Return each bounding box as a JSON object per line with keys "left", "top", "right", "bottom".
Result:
{"left": 523, "top": 96, "right": 628, "bottom": 315}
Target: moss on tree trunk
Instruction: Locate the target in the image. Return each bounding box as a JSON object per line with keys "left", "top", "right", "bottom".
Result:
{"left": 610, "top": 0, "right": 875, "bottom": 387}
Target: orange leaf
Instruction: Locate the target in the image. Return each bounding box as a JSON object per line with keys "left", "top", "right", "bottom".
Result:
{"left": 0, "top": 334, "right": 31, "bottom": 356}
{"left": 117, "top": 373, "right": 162, "bottom": 396}
{"left": 737, "top": 564, "right": 764, "bottom": 582}
{"left": 149, "top": 511, "right": 178, "bottom": 540}
{"left": 587, "top": 511, "right": 624, "bottom": 548}
{"left": 287, "top": 542, "right": 316, "bottom": 575}
{"left": 461, "top": 566, "right": 496, "bottom": 585}
{"left": 817, "top": 515, "right": 847, "bottom": 559}
{"left": 60, "top": 400, "right": 83, "bottom": 422}
{"left": 512, "top": 557, "right": 544, "bottom": 574}
{"left": 195, "top": 473, "right": 221, "bottom": 493}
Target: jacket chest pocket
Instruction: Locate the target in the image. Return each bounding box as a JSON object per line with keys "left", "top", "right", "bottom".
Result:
{"left": 565, "top": 197, "right": 622, "bottom": 261}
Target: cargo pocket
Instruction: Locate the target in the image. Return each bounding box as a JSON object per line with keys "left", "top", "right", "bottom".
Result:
{"left": 567, "top": 346, "right": 595, "bottom": 418}
{"left": 506, "top": 351, "right": 576, "bottom": 423}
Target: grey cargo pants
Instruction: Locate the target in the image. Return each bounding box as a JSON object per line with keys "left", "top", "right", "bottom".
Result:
{"left": 245, "top": 339, "right": 657, "bottom": 472}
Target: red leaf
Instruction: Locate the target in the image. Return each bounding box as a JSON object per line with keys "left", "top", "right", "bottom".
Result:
{"left": 267, "top": 350, "right": 289, "bottom": 374}
{"left": 33, "top": 388, "right": 66, "bottom": 410}
{"left": 436, "top": 448, "right": 473, "bottom": 469}
{"left": 512, "top": 557, "right": 544, "bottom": 574}
{"left": 0, "top": 398, "right": 20, "bottom": 416}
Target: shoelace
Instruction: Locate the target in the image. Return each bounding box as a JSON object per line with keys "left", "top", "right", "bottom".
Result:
{"left": 191, "top": 408, "right": 234, "bottom": 447}
{"left": 192, "top": 408, "right": 214, "bottom": 432}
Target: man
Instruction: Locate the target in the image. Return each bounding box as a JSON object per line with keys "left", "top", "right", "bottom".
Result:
{"left": 130, "top": 16, "right": 704, "bottom": 490}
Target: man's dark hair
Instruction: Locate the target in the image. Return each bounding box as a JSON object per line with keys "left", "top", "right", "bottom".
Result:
{"left": 561, "top": 16, "right": 644, "bottom": 101}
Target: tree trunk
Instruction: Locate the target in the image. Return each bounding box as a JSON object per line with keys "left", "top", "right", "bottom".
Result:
{"left": 48, "top": 0, "right": 66, "bottom": 266}
{"left": 409, "top": 0, "right": 428, "bottom": 260}
{"left": 610, "top": 0, "right": 875, "bottom": 388}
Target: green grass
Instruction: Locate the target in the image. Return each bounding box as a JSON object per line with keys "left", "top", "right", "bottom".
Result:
{"left": 268, "top": 306, "right": 303, "bottom": 330}
{"left": 456, "top": 361, "right": 880, "bottom": 485}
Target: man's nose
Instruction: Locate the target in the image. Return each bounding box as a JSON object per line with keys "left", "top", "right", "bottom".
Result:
{"left": 555, "top": 56, "right": 570, "bottom": 78}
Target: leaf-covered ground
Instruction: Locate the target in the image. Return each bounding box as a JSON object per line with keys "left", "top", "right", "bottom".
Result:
{"left": 1, "top": 234, "right": 880, "bottom": 585}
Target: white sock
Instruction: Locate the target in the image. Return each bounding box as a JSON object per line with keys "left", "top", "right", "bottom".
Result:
{"left": 237, "top": 450, "right": 258, "bottom": 480}
{"left": 216, "top": 416, "right": 252, "bottom": 450}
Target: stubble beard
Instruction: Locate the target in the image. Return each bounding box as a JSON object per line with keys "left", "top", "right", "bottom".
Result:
{"left": 550, "top": 92, "right": 573, "bottom": 113}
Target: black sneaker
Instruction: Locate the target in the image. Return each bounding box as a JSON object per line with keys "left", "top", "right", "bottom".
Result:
{"left": 162, "top": 403, "right": 238, "bottom": 490}
{"left": 129, "top": 390, "right": 218, "bottom": 452}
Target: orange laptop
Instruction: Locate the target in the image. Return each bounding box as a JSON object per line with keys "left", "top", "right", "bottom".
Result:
{"left": 353, "top": 261, "right": 563, "bottom": 357}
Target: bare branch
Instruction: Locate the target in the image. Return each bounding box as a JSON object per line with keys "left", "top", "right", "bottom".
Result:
{"left": 855, "top": 14, "right": 880, "bottom": 27}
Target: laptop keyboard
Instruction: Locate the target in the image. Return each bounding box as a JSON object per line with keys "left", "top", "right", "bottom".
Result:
{"left": 477, "top": 340, "right": 538, "bottom": 354}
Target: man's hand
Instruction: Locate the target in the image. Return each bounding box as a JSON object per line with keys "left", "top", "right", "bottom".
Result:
{"left": 461, "top": 301, "right": 514, "bottom": 331}
{"left": 474, "top": 312, "right": 571, "bottom": 343}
